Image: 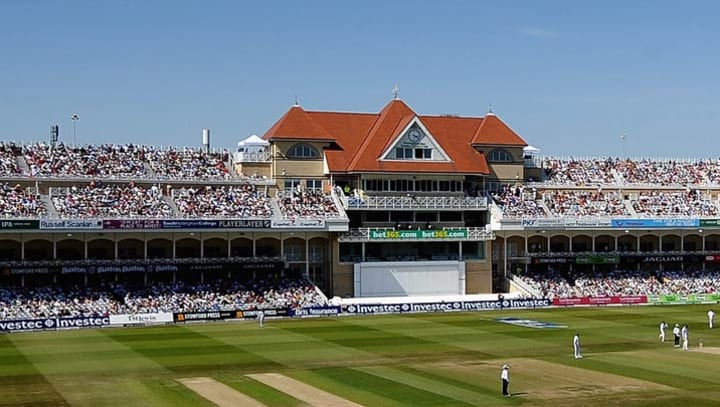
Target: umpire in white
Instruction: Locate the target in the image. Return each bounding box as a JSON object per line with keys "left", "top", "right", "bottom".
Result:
{"left": 500, "top": 364, "right": 510, "bottom": 397}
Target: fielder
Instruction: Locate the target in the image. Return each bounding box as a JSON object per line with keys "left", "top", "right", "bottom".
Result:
{"left": 258, "top": 310, "right": 266, "bottom": 328}
{"left": 573, "top": 333, "right": 583, "bottom": 359}
{"left": 659, "top": 321, "right": 668, "bottom": 342}
{"left": 681, "top": 324, "right": 689, "bottom": 351}
{"left": 709, "top": 309, "right": 715, "bottom": 329}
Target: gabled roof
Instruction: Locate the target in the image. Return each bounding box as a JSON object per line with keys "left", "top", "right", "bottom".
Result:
{"left": 262, "top": 100, "right": 529, "bottom": 175}
{"left": 262, "top": 105, "right": 335, "bottom": 142}
{"left": 346, "top": 99, "right": 417, "bottom": 172}
{"left": 471, "top": 113, "right": 528, "bottom": 146}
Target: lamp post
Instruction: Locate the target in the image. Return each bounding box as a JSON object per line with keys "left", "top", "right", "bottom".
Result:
{"left": 70, "top": 114, "right": 79, "bottom": 146}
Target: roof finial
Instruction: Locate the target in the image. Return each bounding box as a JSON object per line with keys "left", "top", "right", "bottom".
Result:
{"left": 293, "top": 92, "right": 299, "bottom": 107}
{"left": 392, "top": 84, "right": 399, "bottom": 100}
{"left": 488, "top": 103, "right": 494, "bottom": 114}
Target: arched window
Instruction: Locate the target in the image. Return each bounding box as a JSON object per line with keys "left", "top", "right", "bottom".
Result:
{"left": 488, "top": 149, "right": 513, "bottom": 162}
{"left": 287, "top": 144, "right": 320, "bottom": 159}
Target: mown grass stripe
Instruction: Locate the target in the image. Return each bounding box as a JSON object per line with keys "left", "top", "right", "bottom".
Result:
{"left": 300, "top": 366, "right": 476, "bottom": 407}
{"left": 539, "top": 354, "right": 716, "bottom": 390}
{"left": 216, "top": 373, "right": 305, "bottom": 407}
{"left": 187, "top": 319, "right": 384, "bottom": 370}
{"left": 394, "top": 364, "right": 517, "bottom": 401}
{"left": 104, "top": 325, "right": 283, "bottom": 373}
{"left": 0, "top": 334, "right": 69, "bottom": 406}
{"left": 357, "top": 365, "right": 502, "bottom": 405}
{"left": 288, "top": 317, "right": 491, "bottom": 362}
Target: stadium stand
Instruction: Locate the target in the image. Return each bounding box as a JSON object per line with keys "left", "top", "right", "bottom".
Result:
{"left": 0, "top": 183, "right": 46, "bottom": 218}
{"left": 51, "top": 181, "right": 173, "bottom": 218}
{"left": 173, "top": 185, "right": 273, "bottom": 218}
{"left": 0, "top": 142, "right": 21, "bottom": 176}
{"left": 277, "top": 189, "right": 340, "bottom": 219}
{"left": 515, "top": 269, "right": 720, "bottom": 299}
{"left": 146, "top": 147, "right": 232, "bottom": 180}
{"left": 23, "top": 143, "right": 146, "bottom": 178}
{"left": 0, "top": 277, "right": 327, "bottom": 320}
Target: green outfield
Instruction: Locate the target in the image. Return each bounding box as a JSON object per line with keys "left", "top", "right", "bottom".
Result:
{"left": 1, "top": 305, "right": 718, "bottom": 406}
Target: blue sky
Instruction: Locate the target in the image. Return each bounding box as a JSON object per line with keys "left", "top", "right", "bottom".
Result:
{"left": 2, "top": 1, "right": 720, "bottom": 157}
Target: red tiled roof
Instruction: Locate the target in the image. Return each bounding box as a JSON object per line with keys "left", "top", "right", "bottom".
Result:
{"left": 471, "top": 113, "right": 528, "bottom": 146}
{"left": 263, "top": 100, "right": 528, "bottom": 175}
{"left": 262, "top": 105, "right": 335, "bottom": 142}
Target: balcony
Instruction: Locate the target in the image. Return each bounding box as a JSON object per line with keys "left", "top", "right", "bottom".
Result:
{"left": 337, "top": 227, "right": 494, "bottom": 242}
{"left": 346, "top": 195, "right": 487, "bottom": 211}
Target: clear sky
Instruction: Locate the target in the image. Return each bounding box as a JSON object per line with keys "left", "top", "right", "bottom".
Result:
{"left": 2, "top": 1, "right": 720, "bottom": 158}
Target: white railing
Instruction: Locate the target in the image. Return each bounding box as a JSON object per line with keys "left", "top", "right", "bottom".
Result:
{"left": 346, "top": 195, "right": 487, "bottom": 210}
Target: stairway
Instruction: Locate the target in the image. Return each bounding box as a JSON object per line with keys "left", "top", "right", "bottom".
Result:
{"left": 15, "top": 155, "right": 30, "bottom": 175}
{"left": 40, "top": 194, "right": 59, "bottom": 218}
{"left": 163, "top": 195, "right": 180, "bottom": 217}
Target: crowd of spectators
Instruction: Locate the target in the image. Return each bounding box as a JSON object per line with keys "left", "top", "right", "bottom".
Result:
{"left": 494, "top": 186, "right": 720, "bottom": 219}
{"left": 660, "top": 270, "right": 720, "bottom": 294}
{"left": 52, "top": 181, "right": 173, "bottom": 218}
{"left": 0, "top": 142, "right": 21, "bottom": 176}
{"left": 631, "top": 190, "right": 718, "bottom": 217}
{"left": 0, "top": 277, "right": 327, "bottom": 320}
{"left": 541, "top": 157, "right": 720, "bottom": 186}
{"left": 173, "top": 185, "right": 272, "bottom": 218}
{"left": 147, "top": 148, "right": 231, "bottom": 180}
{"left": 23, "top": 143, "right": 146, "bottom": 178}
{"left": 515, "top": 269, "right": 720, "bottom": 298}
{"left": 614, "top": 159, "right": 707, "bottom": 186}
{"left": 543, "top": 190, "right": 629, "bottom": 217}
{"left": 277, "top": 189, "right": 340, "bottom": 219}
{"left": 491, "top": 185, "right": 546, "bottom": 218}
{"left": 542, "top": 158, "right": 617, "bottom": 185}
{"left": 0, "top": 142, "right": 237, "bottom": 181}
{"left": 0, "top": 183, "right": 45, "bottom": 218}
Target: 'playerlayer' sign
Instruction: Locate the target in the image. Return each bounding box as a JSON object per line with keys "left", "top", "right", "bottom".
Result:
{"left": 0, "top": 316, "right": 110, "bottom": 333}
{"left": 343, "top": 298, "right": 551, "bottom": 315}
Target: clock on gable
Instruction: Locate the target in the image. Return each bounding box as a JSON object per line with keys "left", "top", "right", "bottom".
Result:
{"left": 408, "top": 128, "right": 422, "bottom": 143}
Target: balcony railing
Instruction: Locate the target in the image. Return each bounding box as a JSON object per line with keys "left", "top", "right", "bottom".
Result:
{"left": 338, "top": 227, "right": 494, "bottom": 242}
{"left": 346, "top": 195, "right": 487, "bottom": 210}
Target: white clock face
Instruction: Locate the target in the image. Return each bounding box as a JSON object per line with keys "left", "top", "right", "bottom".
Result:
{"left": 408, "top": 129, "right": 422, "bottom": 143}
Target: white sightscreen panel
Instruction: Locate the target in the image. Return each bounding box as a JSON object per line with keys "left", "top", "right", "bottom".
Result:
{"left": 354, "top": 261, "right": 465, "bottom": 297}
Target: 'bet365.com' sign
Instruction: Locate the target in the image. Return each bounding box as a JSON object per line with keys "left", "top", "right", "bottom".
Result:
{"left": 369, "top": 229, "right": 468, "bottom": 240}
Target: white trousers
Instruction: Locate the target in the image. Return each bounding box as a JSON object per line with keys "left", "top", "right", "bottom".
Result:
{"left": 682, "top": 339, "right": 688, "bottom": 351}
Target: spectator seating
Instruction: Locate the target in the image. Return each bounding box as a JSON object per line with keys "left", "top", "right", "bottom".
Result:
{"left": 277, "top": 190, "right": 340, "bottom": 219}
{"left": 23, "top": 143, "right": 146, "bottom": 178}
{"left": 0, "top": 142, "right": 21, "bottom": 176}
{"left": 147, "top": 148, "right": 231, "bottom": 180}
{"left": 173, "top": 185, "right": 272, "bottom": 218}
{"left": 0, "top": 183, "right": 45, "bottom": 218}
{"left": 51, "top": 181, "right": 173, "bottom": 218}
{"left": 0, "top": 277, "right": 327, "bottom": 320}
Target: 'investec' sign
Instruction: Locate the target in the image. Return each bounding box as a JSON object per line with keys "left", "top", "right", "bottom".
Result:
{"left": 369, "top": 229, "right": 468, "bottom": 240}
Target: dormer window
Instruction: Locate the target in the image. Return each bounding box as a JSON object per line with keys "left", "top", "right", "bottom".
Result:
{"left": 287, "top": 143, "right": 320, "bottom": 159}
{"left": 488, "top": 148, "right": 513, "bottom": 162}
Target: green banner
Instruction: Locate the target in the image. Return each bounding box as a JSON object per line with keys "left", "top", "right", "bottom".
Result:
{"left": 369, "top": 229, "right": 468, "bottom": 240}
{"left": 0, "top": 220, "right": 39, "bottom": 230}
{"left": 647, "top": 293, "right": 720, "bottom": 305}
{"left": 576, "top": 255, "right": 619, "bottom": 264}
{"left": 699, "top": 219, "right": 720, "bottom": 227}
